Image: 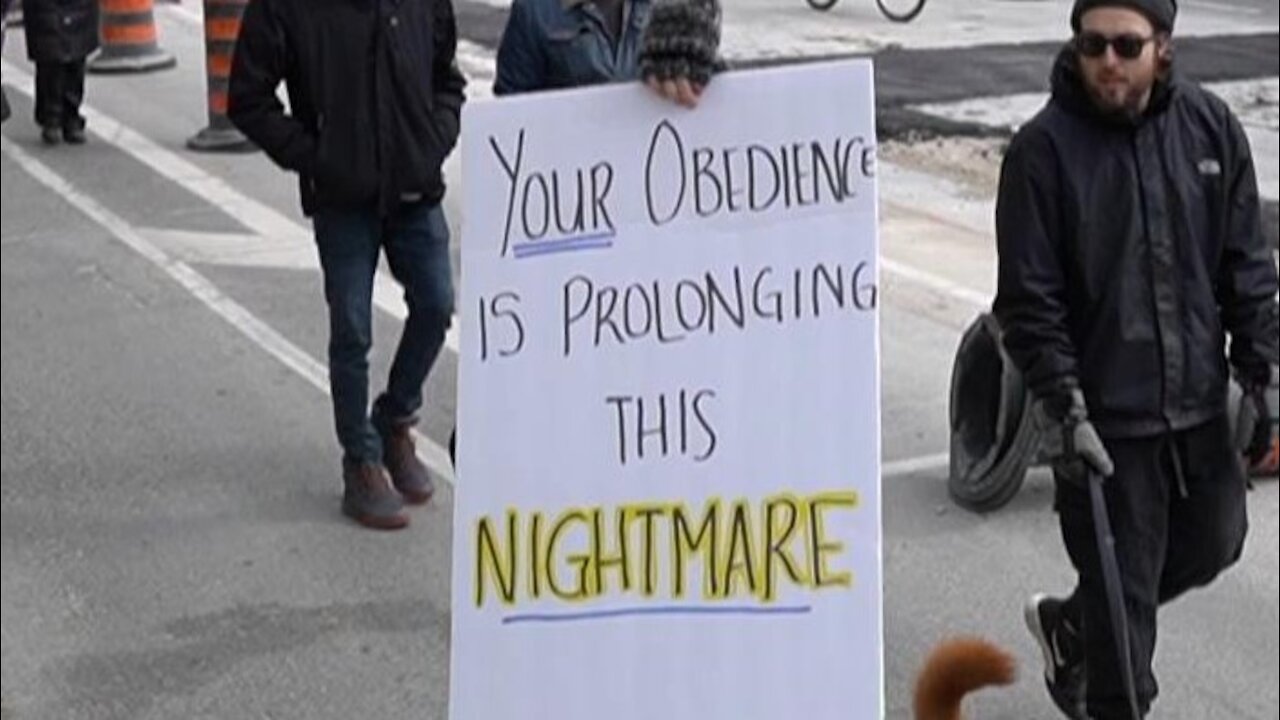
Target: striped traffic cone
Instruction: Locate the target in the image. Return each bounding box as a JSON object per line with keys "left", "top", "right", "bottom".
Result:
{"left": 89, "top": 0, "right": 176, "bottom": 74}
{"left": 187, "top": 0, "right": 253, "bottom": 152}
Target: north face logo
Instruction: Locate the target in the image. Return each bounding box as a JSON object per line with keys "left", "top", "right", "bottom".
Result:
{"left": 1197, "top": 159, "right": 1222, "bottom": 176}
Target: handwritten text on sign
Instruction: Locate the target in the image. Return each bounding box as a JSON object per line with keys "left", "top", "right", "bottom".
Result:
{"left": 450, "top": 60, "right": 883, "bottom": 720}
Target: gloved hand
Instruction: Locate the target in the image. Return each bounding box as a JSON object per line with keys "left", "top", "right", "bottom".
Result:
{"left": 1237, "top": 383, "right": 1272, "bottom": 466}
{"left": 639, "top": 0, "right": 723, "bottom": 89}
{"left": 1038, "top": 383, "right": 1115, "bottom": 481}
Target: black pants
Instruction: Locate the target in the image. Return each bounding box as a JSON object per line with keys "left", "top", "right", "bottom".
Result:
{"left": 34, "top": 60, "right": 87, "bottom": 130}
{"left": 1056, "top": 414, "right": 1248, "bottom": 719}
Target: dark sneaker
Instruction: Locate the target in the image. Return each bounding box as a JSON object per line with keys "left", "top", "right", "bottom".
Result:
{"left": 376, "top": 416, "right": 435, "bottom": 505}
{"left": 1025, "top": 593, "right": 1087, "bottom": 720}
{"left": 40, "top": 125, "right": 61, "bottom": 145}
{"left": 342, "top": 462, "right": 409, "bottom": 530}
{"left": 62, "top": 124, "right": 87, "bottom": 144}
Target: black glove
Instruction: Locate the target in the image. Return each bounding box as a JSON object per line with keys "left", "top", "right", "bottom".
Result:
{"left": 1237, "top": 384, "right": 1272, "bottom": 466}
{"left": 1038, "top": 383, "right": 1115, "bottom": 481}
{"left": 639, "top": 0, "right": 723, "bottom": 87}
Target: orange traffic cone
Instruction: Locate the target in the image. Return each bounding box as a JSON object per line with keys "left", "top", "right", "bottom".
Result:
{"left": 187, "top": 0, "right": 253, "bottom": 152}
{"left": 89, "top": 0, "right": 176, "bottom": 74}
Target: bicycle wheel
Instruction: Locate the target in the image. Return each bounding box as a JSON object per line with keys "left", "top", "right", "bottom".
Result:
{"left": 876, "top": 0, "right": 925, "bottom": 22}
{"left": 807, "top": 0, "right": 840, "bottom": 12}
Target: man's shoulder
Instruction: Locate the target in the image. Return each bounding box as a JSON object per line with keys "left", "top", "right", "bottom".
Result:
{"left": 1172, "top": 79, "right": 1222, "bottom": 107}
{"left": 1170, "top": 78, "right": 1236, "bottom": 125}
{"left": 1009, "top": 103, "right": 1066, "bottom": 151}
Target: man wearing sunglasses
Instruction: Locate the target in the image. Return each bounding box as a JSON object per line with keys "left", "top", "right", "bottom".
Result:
{"left": 994, "top": 0, "right": 1280, "bottom": 718}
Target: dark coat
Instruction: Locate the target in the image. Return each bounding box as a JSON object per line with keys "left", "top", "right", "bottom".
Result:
{"left": 23, "top": 0, "right": 100, "bottom": 64}
{"left": 994, "top": 47, "right": 1280, "bottom": 438}
{"left": 228, "top": 0, "right": 466, "bottom": 216}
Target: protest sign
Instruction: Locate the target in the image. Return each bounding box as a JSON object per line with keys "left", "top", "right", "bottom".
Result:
{"left": 450, "top": 59, "right": 882, "bottom": 720}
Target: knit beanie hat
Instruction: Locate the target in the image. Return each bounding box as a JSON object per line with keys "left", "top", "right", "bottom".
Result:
{"left": 639, "top": 0, "right": 724, "bottom": 87}
{"left": 1071, "top": 0, "right": 1177, "bottom": 32}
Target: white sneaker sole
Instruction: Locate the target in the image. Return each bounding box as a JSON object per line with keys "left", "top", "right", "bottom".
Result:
{"left": 1024, "top": 592, "right": 1057, "bottom": 684}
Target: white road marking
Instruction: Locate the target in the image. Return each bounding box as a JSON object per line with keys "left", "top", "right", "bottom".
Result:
{"left": 164, "top": 0, "right": 204, "bottom": 26}
{"left": 882, "top": 452, "right": 950, "bottom": 478}
{"left": 1, "top": 137, "right": 457, "bottom": 485}
{"left": 881, "top": 257, "right": 989, "bottom": 310}
{"left": 1, "top": 59, "right": 465, "bottom": 355}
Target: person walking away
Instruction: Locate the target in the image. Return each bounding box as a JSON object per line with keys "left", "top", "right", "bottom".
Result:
{"left": 229, "top": 0, "right": 467, "bottom": 530}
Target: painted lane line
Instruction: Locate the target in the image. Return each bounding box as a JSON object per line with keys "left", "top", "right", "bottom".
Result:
{"left": 1, "top": 135, "right": 457, "bottom": 485}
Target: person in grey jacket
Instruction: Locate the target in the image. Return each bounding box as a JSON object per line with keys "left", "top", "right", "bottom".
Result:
{"left": 494, "top": 0, "right": 720, "bottom": 106}
{"left": 440, "top": 0, "right": 721, "bottom": 466}
{"left": 995, "top": 0, "right": 1280, "bottom": 717}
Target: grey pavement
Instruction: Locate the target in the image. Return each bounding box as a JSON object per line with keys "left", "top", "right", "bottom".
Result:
{"left": 3, "top": 4, "right": 1279, "bottom": 720}
{"left": 2, "top": 143, "right": 455, "bottom": 719}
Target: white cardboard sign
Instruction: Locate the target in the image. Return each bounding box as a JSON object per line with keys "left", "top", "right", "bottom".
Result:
{"left": 451, "top": 59, "right": 882, "bottom": 720}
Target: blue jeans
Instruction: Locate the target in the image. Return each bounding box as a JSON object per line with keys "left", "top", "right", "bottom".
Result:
{"left": 313, "top": 202, "right": 454, "bottom": 465}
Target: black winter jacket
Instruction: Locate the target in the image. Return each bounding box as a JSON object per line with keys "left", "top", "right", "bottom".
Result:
{"left": 228, "top": 0, "right": 466, "bottom": 215}
{"left": 23, "top": 0, "right": 99, "bottom": 64}
{"left": 995, "top": 47, "right": 1279, "bottom": 438}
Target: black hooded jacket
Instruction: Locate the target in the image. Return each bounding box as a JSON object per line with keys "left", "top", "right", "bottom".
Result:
{"left": 228, "top": 0, "right": 466, "bottom": 216}
{"left": 994, "top": 47, "right": 1279, "bottom": 438}
{"left": 22, "top": 0, "right": 99, "bottom": 64}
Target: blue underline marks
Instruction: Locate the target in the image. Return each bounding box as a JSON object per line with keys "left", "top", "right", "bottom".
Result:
{"left": 511, "top": 231, "right": 616, "bottom": 259}
{"left": 502, "top": 604, "right": 813, "bottom": 625}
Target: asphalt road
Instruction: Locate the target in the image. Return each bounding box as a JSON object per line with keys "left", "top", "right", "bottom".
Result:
{"left": 3, "top": 3, "right": 1278, "bottom": 718}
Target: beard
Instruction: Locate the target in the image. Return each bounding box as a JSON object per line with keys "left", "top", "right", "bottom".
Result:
{"left": 1085, "top": 73, "right": 1155, "bottom": 119}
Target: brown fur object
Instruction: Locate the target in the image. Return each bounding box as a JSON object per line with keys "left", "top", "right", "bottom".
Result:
{"left": 914, "top": 637, "right": 1017, "bottom": 720}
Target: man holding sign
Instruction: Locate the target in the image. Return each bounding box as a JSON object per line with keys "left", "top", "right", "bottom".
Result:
{"left": 494, "top": 0, "right": 722, "bottom": 104}
{"left": 442, "top": 0, "right": 723, "bottom": 465}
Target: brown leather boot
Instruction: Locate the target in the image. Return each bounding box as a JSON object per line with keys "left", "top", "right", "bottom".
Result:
{"left": 341, "top": 462, "right": 409, "bottom": 530}
{"left": 379, "top": 418, "right": 435, "bottom": 505}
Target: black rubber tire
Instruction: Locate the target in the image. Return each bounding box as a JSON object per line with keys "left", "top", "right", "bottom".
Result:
{"left": 947, "top": 314, "right": 1040, "bottom": 512}
{"left": 949, "top": 390, "right": 1039, "bottom": 512}
{"left": 806, "top": 0, "right": 840, "bottom": 12}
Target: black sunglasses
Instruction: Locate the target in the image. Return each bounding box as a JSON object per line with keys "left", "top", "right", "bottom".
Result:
{"left": 1074, "top": 32, "right": 1156, "bottom": 59}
